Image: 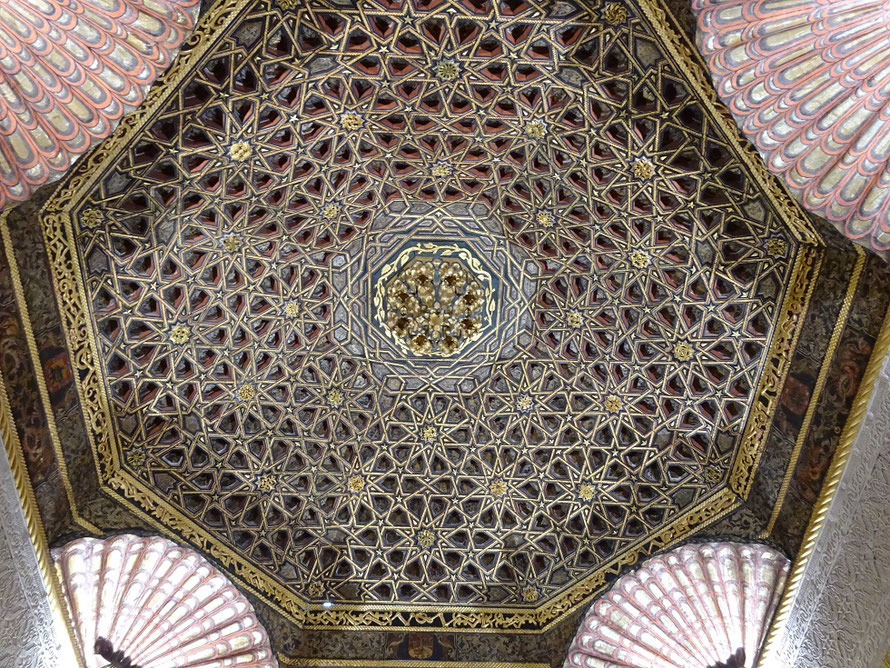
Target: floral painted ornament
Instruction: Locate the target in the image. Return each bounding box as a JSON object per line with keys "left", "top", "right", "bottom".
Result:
{"left": 0, "top": 0, "right": 200, "bottom": 208}
{"left": 564, "top": 542, "right": 789, "bottom": 668}
{"left": 692, "top": 0, "right": 890, "bottom": 255}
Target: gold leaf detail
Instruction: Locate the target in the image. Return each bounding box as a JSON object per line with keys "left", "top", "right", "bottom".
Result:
{"left": 230, "top": 141, "right": 251, "bottom": 161}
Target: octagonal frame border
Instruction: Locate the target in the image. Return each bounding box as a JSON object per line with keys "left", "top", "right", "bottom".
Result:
{"left": 28, "top": 0, "right": 823, "bottom": 635}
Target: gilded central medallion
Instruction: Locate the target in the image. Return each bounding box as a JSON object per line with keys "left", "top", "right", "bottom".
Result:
{"left": 377, "top": 244, "right": 494, "bottom": 357}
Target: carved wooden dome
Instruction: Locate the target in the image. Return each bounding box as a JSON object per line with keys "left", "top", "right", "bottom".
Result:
{"left": 36, "top": 0, "right": 832, "bottom": 651}
{"left": 0, "top": 0, "right": 199, "bottom": 208}
{"left": 54, "top": 534, "right": 277, "bottom": 668}
{"left": 565, "top": 542, "right": 790, "bottom": 668}
{"left": 693, "top": 0, "right": 890, "bottom": 255}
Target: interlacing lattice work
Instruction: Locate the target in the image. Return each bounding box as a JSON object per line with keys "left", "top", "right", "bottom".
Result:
{"left": 54, "top": 534, "right": 277, "bottom": 668}
{"left": 59, "top": 0, "right": 805, "bottom": 626}
{"left": 565, "top": 542, "right": 790, "bottom": 668}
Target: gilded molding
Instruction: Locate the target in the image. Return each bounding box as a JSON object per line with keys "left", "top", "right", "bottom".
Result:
{"left": 0, "top": 367, "right": 86, "bottom": 667}
{"left": 281, "top": 661, "right": 548, "bottom": 668}
{"left": 757, "top": 303, "right": 890, "bottom": 666}
{"left": 636, "top": 0, "right": 821, "bottom": 246}
{"left": 0, "top": 217, "right": 101, "bottom": 535}
{"left": 763, "top": 246, "right": 866, "bottom": 535}
{"left": 34, "top": 0, "right": 825, "bottom": 636}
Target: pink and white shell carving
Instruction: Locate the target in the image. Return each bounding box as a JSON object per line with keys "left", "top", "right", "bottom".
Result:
{"left": 692, "top": 0, "right": 890, "bottom": 256}
{"left": 54, "top": 534, "right": 278, "bottom": 668}
{"left": 564, "top": 542, "right": 789, "bottom": 668}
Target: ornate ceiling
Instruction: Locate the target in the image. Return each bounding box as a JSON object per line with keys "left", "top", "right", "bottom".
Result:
{"left": 2, "top": 0, "right": 890, "bottom": 666}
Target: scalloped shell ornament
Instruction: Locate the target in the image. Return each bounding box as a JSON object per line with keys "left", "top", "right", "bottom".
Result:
{"left": 692, "top": 0, "right": 890, "bottom": 255}
{"left": 564, "top": 542, "right": 790, "bottom": 668}
{"left": 0, "top": 0, "right": 199, "bottom": 208}
{"left": 54, "top": 534, "right": 278, "bottom": 668}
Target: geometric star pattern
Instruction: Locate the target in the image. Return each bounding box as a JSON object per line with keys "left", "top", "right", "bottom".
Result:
{"left": 48, "top": 0, "right": 813, "bottom": 631}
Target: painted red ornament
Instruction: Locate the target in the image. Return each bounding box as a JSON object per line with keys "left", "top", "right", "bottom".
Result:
{"left": 0, "top": 0, "right": 199, "bottom": 207}
{"left": 54, "top": 534, "right": 278, "bottom": 668}
{"left": 693, "top": 0, "right": 890, "bottom": 255}
{"left": 565, "top": 542, "right": 789, "bottom": 668}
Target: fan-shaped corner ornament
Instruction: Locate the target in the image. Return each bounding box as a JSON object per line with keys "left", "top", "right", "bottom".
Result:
{"left": 54, "top": 534, "right": 279, "bottom": 668}
{"left": 0, "top": 0, "right": 199, "bottom": 208}
{"left": 564, "top": 542, "right": 789, "bottom": 668}
{"left": 692, "top": 0, "right": 890, "bottom": 256}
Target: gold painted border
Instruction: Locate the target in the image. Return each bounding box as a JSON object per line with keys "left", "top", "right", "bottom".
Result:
{"left": 757, "top": 302, "right": 890, "bottom": 666}
{"left": 636, "top": 0, "right": 821, "bottom": 246}
{"left": 763, "top": 246, "right": 866, "bottom": 535}
{"left": 0, "top": 367, "right": 86, "bottom": 667}
{"left": 730, "top": 244, "right": 821, "bottom": 499}
{"left": 280, "top": 661, "right": 548, "bottom": 668}
{"left": 33, "top": 0, "right": 821, "bottom": 635}
{"left": 0, "top": 218, "right": 101, "bottom": 535}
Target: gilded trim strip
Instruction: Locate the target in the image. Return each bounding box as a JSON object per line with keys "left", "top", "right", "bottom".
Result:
{"left": 757, "top": 303, "right": 890, "bottom": 667}
{"left": 636, "top": 0, "right": 821, "bottom": 246}
{"left": 32, "top": 0, "right": 823, "bottom": 636}
{"left": 280, "top": 661, "right": 549, "bottom": 668}
{"left": 0, "top": 366, "right": 86, "bottom": 667}
{"left": 0, "top": 217, "right": 100, "bottom": 535}
{"left": 763, "top": 246, "right": 866, "bottom": 535}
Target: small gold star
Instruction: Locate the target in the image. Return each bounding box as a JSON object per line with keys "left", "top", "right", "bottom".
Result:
{"left": 222, "top": 236, "right": 242, "bottom": 253}
{"left": 604, "top": 394, "right": 622, "bottom": 413}
{"left": 421, "top": 425, "right": 437, "bottom": 443}
{"left": 169, "top": 325, "right": 190, "bottom": 345}
{"left": 126, "top": 450, "right": 146, "bottom": 468}
{"left": 347, "top": 475, "right": 364, "bottom": 492}
{"left": 632, "top": 158, "right": 654, "bottom": 179}
{"left": 431, "top": 162, "right": 452, "bottom": 178}
{"left": 328, "top": 388, "right": 344, "bottom": 407}
{"left": 704, "top": 465, "right": 722, "bottom": 484}
{"left": 630, "top": 250, "right": 650, "bottom": 269}
{"left": 535, "top": 210, "right": 554, "bottom": 228}
{"left": 341, "top": 113, "right": 363, "bottom": 131}
{"left": 323, "top": 204, "right": 341, "bottom": 219}
{"left": 230, "top": 141, "right": 251, "bottom": 162}
{"left": 525, "top": 120, "right": 546, "bottom": 139}
{"left": 567, "top": 310, "right": 583, "bottom": 328}
{"left": 80, "top": 208, "right": 103, "bottom": 229}
{"left": 257, "top": 474, "right": 275, "bottom": 492}
{"left": 436, "top": 61, "right": 459, "bottom": 80}
{"left": 673, "top": 341, "right": 694, "bottom": 362}
{"left": 517, "top": 395, "right": 533, "bottom": 411}
{"left": 521, "top": 585, "right": 539, "bottom": 602}
{"left": 284, "top": 302, "right": 300, "bottom": 317}
{"left": 579, "top": 483, "right": 595, "bottom": 500}
{"left": 490, "top": 479, "right": 507, "bottom": 497}
{"left": 766, "top": 237, "right": 788, "bottom": 257}
{"left": 237, "top": 385, "right": 255, "bottom": 401}
{"left": 418, "top": 529, "right": 435, "bottom": 547}
{"left": 604, "top": 2, "right": 628, "bottom": 25}
{"left": 308, "top": 581, "right": 324, "bottom": 597}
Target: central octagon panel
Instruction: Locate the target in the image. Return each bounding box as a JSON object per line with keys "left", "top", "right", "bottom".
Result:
{"left": 376, "top": 243, "right": 494, "bottom": 357}
{"left": 43, "top": 0, "right": 817, "bottom": 631}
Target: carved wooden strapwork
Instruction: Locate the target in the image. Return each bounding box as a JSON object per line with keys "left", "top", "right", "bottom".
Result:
{"left": 53, "top": 534, "right": 278, "bottom": 668}
{"left": 0, "top": 0, "right": 200, "bottom": 208}
{"left": 565, "top": 542, "right": 789, "bottom": 668}
{"left": 41, "top": 0, "right": 819, "bottom": 633}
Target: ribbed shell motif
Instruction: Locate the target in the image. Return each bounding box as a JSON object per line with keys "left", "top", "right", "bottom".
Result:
{"left": 54, "top": 534, "right": 278, "bottom": 668}
{"left": 0, "top": 0, "right": 199, "bottom": 207}
{"left": 692, "top": 0, "right": 890, "bottom": 255}
{"left": 564, "top": 542, "right": 789, "bottom": 668}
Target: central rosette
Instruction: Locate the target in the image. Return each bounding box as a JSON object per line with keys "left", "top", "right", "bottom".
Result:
{"left": 376, "top": 243, "right": 494, "bottom": 357}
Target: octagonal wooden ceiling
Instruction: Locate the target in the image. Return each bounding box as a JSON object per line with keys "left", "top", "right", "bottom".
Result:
{"left": 5, "top": 0, "right": 888, "bottom": 665}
